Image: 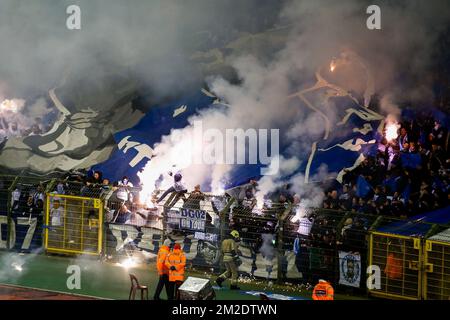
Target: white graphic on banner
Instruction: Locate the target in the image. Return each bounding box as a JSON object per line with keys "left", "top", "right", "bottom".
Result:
{"left": 339, "top": 251, "right": 361, "bottom": 288}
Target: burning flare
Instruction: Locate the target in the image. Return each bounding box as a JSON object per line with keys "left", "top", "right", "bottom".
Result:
{"left": 385, "top": 120, "right": 400, "bottom": 142}
{"left": 0, "top": 99, "right": 22, "bottom": 113}
{"left": 116, "top": 257, "right": 137, "bottom": 269}
{"left": 330, "top": 58, "right": 337, "bottom": 72}
{"left": 11, "top": 262, "right": 23, "bottom": 272}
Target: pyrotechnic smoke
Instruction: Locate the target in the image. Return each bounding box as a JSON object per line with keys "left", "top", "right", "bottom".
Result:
{"left": 259, "top": 233, "right": 275, "bottom": 265}
{"left": 0, "top": 248, "right": 44, "bottom": 283}
{"left": 0, "top": 95, "right": 54, "bottom": 139}
{"left": 0, "top": 0, "right": 282, "bottom": 99}
{"left": 385, "top": 117, "right": 401, "bottom": 142}
{"left": 0, "top": 0, "right": 448, "bottom": 202}
{"left": 137, "top": 0, "right": 450, "bottom": 204}
{"left": 0, "top": 99, "right": 25, "bottom": 113}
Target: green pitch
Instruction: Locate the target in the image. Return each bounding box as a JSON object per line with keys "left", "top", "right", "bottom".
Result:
{"left": 0, "top": 252, "right": 367, "bottom": 300}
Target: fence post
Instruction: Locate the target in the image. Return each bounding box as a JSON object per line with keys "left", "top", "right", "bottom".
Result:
{"left": 44, "top": 178, "right": 57, "bottom": 247}
{"left": 6, "top": 176, "right": 20, "bottom": 250}
{"left": 45, "top": 178, "right": 57, "bottom": 195}
{"left": 369, "top": 215, "right": 384, "bottom": 232}
{"left": 277, "top": 204, "right": 292, "bottom": 284}
{"left": 161, "top": 192, "right": 177, "bottom": 241}
{"left": 335, "top": 210, "right": 352, "bottom": 243}
{"left": 219, "top": 197, "right": 235, "bottom": 242}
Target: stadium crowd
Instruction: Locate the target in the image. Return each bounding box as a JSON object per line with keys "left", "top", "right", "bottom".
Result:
{"left": 323, "top": 115, "right": 449, "bottom": 218}
{"left": 0, "top": 118, "right": 53, "bottom": 144}
{"left": 0, "top": 112, "right": 447, "bottom": 285}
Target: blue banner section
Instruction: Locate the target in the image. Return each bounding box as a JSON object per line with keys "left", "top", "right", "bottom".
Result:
{"left": 92, "top": 90, "right": 216, "bottom": 186}
{"left": 93, "top": 86, "right": 384, "bottom": 190}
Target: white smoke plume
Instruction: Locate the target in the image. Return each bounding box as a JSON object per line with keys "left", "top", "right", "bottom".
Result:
{"left": 0, "top": 248, "right": 44, "bottom": 284}
{"left": 137, "top": 0, "right": 450, "bottom": 205}
{"left": 0, "top": 0, "right": 448, "bottom": 203}
{"left": 259, "top": 233, "right": 276, "bottom": 278}
{"left": 25, "top": 98, "right": 53, "bottom": 121}
{"left": 0, "top": 0, "right": 282, "bottom": 99}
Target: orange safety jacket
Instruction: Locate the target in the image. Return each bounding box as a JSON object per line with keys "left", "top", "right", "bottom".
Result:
{"left": 385, "top": 253, "right": 403, "bottom": 280}
{"left": 156, "top": 245, "right": 171, "bottom": 275}
{"left": 165, "top": 249, "right": 186, "bottom": 282}
{"left": 312, "top": 281, "right": 334, "bottom": 300}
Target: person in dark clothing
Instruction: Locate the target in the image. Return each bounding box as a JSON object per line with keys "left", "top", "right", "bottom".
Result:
{"left": 183, "top": 184, "right": 205, "bottom": 210}
{"left": 16, "top": 194, "right": 34, "bottom": 218}
{"left": 429, "top": 120, "right": 448, "bottom": 148}
{"left": 157, "top": 172, "right": 187, "bottom": 204}
{"left": 293, "top": 235, "right": 312, "bottom": 284}
{"left": 342, "top": 219, "right": 366, "bottom": 253}
{"left": 398, "top": 127, "right": 410, "bottom": 152}
{"left": 153, "top": 239, "right": 172, "bottom": 300}
{"left": 113, "top": 204, "right": 132, "bottom": 224}
{"left": 86, "top": 171, "right": 102, "bottom": 185}
{"left": 328, "top": 190, "right": 339, "bottom": 209}
{"left": 82, "top": 171, "right": 103, "bottom": 197}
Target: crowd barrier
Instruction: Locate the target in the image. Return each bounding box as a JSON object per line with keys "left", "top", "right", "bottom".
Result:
{"left": 0, "top": 175, "right": 48, "bottom": 251}
{"left": 45, "top": 193, "right": 103, "bottom": 255}
{"left": 0, "top": 174, "right": 449, "bottom": 299}
{"left": 368, "top": 232, "right": 422, "bottom": 300}
{"left": 424, "top": 236, "right": 450, "bottom": 300}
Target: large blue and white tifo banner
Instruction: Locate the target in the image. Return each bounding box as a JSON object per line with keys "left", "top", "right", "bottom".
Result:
{"left": 338, "top": 251, "right": 362, "bottom": 288}
{"left": 93, "top": 87, "right": 385, "bottom": 189}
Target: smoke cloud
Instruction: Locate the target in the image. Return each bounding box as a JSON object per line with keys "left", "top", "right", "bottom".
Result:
{"left": 0, "top": 248, "right": 43, "bottom": 284}
{"left": 138, "top": 0, "right": 449, "bottom": 204}
{"left": 0, "top": 0, "right": 448, "bottom": 201}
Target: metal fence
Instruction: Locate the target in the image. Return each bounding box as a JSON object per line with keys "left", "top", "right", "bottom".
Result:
{"left": 1, "top": 174, "right": 449, "bottom": 299}
{"left": 369, "top": 232, "right": 422, "bottom": 299}
{"left": 0, "top": 175, "right": 50, "bottom": 252}
{"left": 45, "top": 193, "right": 103, "bottom": 255}
{"left": 423, "top": 237, "right": 450, "bottom": 300}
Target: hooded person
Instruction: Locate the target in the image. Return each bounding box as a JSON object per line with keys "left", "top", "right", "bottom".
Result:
{"left": 116, "top": 176, "right": 133, "bottom": 203}
{"left": 153, "top": 239, "right": 172, "bottom": 300}
{"left": 156, "top": 172, "right": 188, "bottom": 204}
{"left": 165, "top": 243, "right": 186, "bottom": 300}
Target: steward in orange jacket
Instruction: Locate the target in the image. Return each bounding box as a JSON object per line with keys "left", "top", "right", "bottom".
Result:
{"left": 153, "top": 239, "right": 171, "bottom": 300}
{"left": 157, "top": 243, "right": 171, "bottom": 275}
{"left": 312, "top": 279, "right": 334, "bottom": 300}
{"left": 165, "top": 243, "right": 186, "bottom": 300}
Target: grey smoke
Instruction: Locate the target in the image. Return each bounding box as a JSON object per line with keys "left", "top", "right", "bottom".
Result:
{"left": 279, "top": 0, "right": 450, "bottom": 103}
{"left": 259, "top": 233, "right": 276, "bottom": 276}
{"left": 0, "top": 0, "right": 284, "bottom": 99}
{"left": 0, "top": 248, "right": 44, "bottom": 284}
{"left": 0, "top": 0, "right": 448, "bottom": 196}
{"left": 0, "top": 0, "right": 447, "bottom": 107}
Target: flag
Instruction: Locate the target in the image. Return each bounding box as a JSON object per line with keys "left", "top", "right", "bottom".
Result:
{"left": 356, "top": 175, "right": 372, "bottom": 198}
{"left": 401, "top": 153, "right": 422, "bottom": 169}
{"left": 339, "top": 251, "right": 362, "bottom": 288}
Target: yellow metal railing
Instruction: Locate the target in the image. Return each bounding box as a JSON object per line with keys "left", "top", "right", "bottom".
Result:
{"left": 369, "top": 232, "right": 422, "bottom": 300}
{"left": 423, "top": 239, "right": 450, "bottom": 300}
{"left": 45, "top": 193, "right": 103, "bottom": 255}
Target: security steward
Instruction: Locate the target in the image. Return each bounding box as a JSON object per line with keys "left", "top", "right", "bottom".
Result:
{"left": 215, "top": 230, "right": 241, "bottom": 290}
{"left": 312, "top": 279, "right": 334, "bottom": 300}
{"left": 165, "top": 243, "right": 186, "bottom": 300}
{"left": 153, "top": 239, "right": 171, "bottom": 300}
